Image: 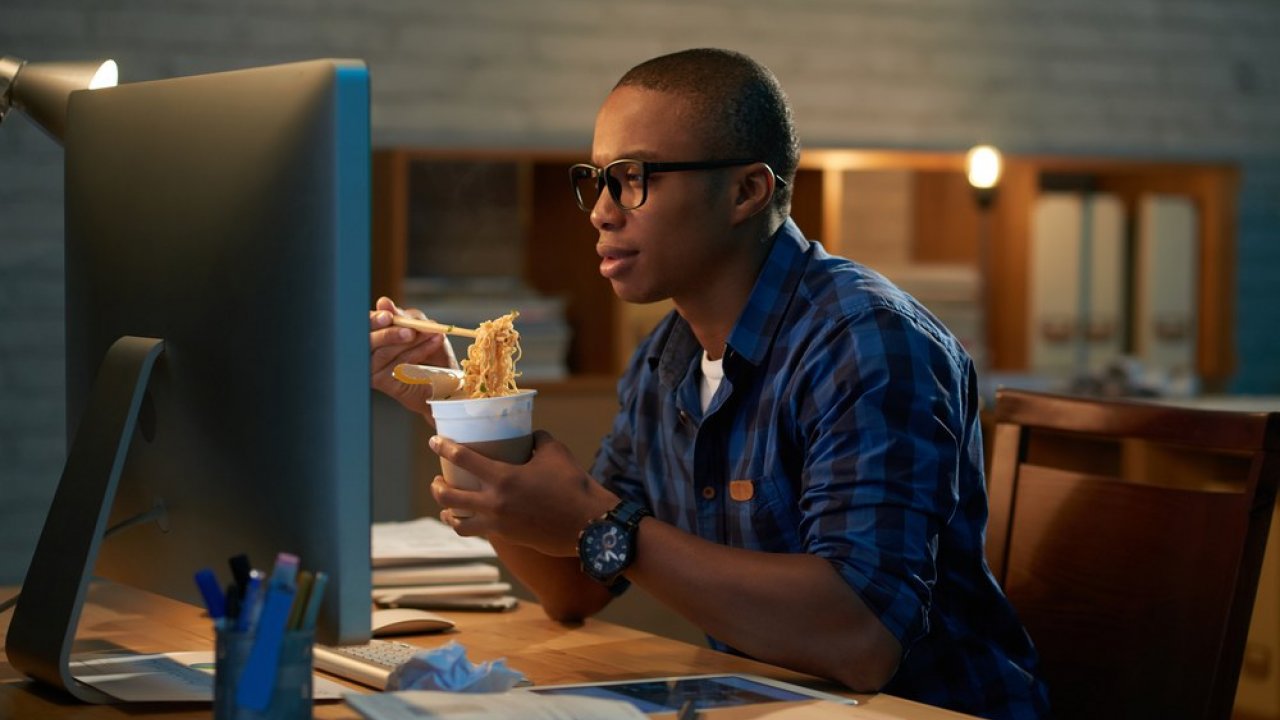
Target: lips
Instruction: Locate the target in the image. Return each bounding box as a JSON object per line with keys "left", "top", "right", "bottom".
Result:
{"left": 597, "top": 243, "right": 638, "bottom": 280}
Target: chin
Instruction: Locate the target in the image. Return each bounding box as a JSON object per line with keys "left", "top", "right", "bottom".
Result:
{"left": 615, "top": 289, "right": 670, "bottom": 306}
{"left": 609, "top": 280, "right": 655, "bottom": 305}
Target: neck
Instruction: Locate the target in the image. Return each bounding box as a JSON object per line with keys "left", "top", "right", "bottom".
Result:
{"left": 676, "top": 217, "right": 780, "bottom": 361}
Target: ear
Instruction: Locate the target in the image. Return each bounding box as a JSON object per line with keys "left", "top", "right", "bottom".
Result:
{"left": 728, "top": 163, "right": 777, "bottom": 225}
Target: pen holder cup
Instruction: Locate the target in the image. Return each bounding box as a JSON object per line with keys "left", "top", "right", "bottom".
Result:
{"left": 215, "top": 627, "right": 314, "bottom": 720}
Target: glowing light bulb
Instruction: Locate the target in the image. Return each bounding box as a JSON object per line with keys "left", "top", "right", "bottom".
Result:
{"left": 966, "top": 145, "right": 1003, "bottom": 190}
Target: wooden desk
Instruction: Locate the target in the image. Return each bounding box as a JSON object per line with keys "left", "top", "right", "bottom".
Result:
{"left": 1, "top": 582, "right": 973, "bottom": 718}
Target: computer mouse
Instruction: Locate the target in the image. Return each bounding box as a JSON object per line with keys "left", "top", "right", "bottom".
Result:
{"left": 370, "top": 607, "right": 456, "bottom": 637}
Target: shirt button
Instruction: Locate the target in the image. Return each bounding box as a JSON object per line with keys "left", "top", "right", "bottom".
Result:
{"left": 701, "top": 486, "right": 715, "bottom": 500}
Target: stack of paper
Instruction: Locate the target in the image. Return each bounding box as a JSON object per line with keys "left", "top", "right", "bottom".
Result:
{"left": 371, "top": 517, "right": 518, "bottom": 611}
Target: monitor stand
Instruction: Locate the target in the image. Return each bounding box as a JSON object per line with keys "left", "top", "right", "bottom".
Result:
{"left": 5, "top": 336, "right": 164, "bottom": 703}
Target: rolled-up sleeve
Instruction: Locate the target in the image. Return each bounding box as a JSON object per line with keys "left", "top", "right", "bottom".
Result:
{"left": 792, "top": 303, "right": 965, "bottom": 647}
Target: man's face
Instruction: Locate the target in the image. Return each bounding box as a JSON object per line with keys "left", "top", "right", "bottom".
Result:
{"left": 588, "top": 86, "right": 741, "bottom": 305}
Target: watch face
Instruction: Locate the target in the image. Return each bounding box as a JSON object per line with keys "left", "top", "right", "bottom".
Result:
{"left": 580, "top": 520, "right": 630, "bottom": 580}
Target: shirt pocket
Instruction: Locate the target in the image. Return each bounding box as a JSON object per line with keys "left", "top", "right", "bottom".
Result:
{"left": 723, "top": 476, "right": 801, "bottom": 552}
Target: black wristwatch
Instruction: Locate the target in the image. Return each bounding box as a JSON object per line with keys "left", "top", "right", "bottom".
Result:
{"left": 577, "top": 499, "right": 652, "bottom": 587}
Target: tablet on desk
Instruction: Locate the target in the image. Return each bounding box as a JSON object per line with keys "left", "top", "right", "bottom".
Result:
{"left": 523, "top": 673, "right": 856, "bottom": 714}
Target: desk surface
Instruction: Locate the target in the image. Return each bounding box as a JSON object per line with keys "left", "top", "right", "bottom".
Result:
{"left": 0, "top": 582, "right": 973, "bottom": 719}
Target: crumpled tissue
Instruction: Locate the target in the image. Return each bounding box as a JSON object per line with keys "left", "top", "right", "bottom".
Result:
{"left": 385, "top": 641, "right": 527, "bottom": 692}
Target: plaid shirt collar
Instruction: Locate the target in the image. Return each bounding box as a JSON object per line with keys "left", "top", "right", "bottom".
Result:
{"left": 649, "top": 218, "right": 811, "bottom": 390}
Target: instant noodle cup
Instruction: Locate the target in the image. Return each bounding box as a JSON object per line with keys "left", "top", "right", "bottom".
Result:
{"left": 427, "top": 389, "right": 537, "bottom": 518}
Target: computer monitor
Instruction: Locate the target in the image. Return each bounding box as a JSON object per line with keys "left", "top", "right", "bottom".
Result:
{"left": 5, "top": 59, "right": 372, "bottom": 702}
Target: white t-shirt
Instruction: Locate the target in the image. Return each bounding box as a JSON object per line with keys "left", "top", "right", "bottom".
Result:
{"left": 700, "top": 351, "right": 724, "bottom": 412}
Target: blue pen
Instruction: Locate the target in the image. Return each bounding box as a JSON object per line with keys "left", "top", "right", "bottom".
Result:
{"left": 193, "top": 568, "right": 226, "bottom": 622}
{"left": 236, "top": 553, "right": 300, "bottom": 712}
{"left": 235, "top": 570, "right": 264, "bottom": 633}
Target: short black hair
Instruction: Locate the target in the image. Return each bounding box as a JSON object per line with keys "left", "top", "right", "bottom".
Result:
{"left": 616, "top": 48, "right": 800, "bottom": 213}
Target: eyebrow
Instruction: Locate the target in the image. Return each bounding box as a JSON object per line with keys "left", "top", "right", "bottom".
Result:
{"left": 592, "top": 150, "right": 662, "bottom": 165}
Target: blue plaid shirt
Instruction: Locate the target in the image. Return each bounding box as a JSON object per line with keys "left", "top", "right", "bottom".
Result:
{"left": 590, "top": 219, "right": 1049, "bottom": 719}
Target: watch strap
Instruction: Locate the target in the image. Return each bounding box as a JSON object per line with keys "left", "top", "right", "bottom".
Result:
{"left": 607, "top": 499, "right": 652, "bottom": 529}
{"left": 605, "top": 576, "right": 632, "bottom": 596}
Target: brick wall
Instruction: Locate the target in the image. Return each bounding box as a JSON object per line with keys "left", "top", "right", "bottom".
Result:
{"left": 2, "top": 0, "right": 1278, "bottom": 583}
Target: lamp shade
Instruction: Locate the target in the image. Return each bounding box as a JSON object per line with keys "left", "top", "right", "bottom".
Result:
{"left": 0, "top": 56, "right": 118, "bottom": 142}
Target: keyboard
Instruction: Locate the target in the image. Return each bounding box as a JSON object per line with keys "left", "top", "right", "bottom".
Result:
{"left": 313, "top": 638, "right": 421, "bottom": 689}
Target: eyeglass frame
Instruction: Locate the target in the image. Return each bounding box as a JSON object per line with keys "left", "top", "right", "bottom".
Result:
{"left": 569, "top": 157, "right": 788, "bottom": 212}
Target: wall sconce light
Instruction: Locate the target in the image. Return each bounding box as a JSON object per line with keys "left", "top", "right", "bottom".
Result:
{"left": 1, "top": 55, "right": 118, "bottom": 143}
{"left": 965, "top": 144, "right": 1003, "bottom": 209}
{"left": 965, "top": 144, "right": 1003, "bottom": 369}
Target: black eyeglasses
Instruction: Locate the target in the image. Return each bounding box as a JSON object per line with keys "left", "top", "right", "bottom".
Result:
{"left": 569, "top": 158, "right": 786, "bottom": 212}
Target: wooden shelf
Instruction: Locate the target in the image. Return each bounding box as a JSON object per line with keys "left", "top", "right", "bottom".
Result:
{"left": 373, "top": 147, "right": 1238, "bottom": 388}
{"left": 373, "top": 148, "right": 611, "bottom": 375}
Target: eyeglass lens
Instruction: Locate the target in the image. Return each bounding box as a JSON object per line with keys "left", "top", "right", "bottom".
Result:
{"left": 572, "top": 160, "right": 645, "bottom": 211}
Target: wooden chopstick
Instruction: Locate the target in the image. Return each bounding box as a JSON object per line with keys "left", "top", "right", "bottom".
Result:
{"left": 390, "top": 315, "right": 480, "bottom": 339}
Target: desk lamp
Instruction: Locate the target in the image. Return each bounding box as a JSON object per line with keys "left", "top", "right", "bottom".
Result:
{"left": 966, "top": 144, "right": 1003, "bottom": 369}
{"left": 0, "top": 52, "right": 120, "bottom": 615}
{"left": 1, "top": 53, "right": 117, "bottom": 699}
{"left": 0, "top": 55, "right": 118, "bottom": 142}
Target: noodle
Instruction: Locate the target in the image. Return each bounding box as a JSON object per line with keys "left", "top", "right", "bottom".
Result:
{"left": 461, "top": 311, "right": 522, "bottom": 398}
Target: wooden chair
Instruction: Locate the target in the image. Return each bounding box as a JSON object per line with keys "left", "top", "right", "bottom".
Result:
{"left": 986, "top": 389, "right": 1280, "bottom": 720}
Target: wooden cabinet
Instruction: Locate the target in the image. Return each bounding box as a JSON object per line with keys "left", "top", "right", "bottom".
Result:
{"left": 372, "top": 147, "right": 1238, "bottom": 387}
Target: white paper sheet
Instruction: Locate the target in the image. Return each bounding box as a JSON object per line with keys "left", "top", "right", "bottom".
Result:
{"left": 372, "top": 516, "right": 497, "bottom": 566}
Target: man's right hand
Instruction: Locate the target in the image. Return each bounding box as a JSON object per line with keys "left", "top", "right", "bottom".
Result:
{"left": 369, "top": 296, "right": 457, "bottom": 416}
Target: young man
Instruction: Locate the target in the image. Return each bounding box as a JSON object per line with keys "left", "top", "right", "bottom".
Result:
{"left": 369, "top": 48, "right": 1048, "bottom": 719}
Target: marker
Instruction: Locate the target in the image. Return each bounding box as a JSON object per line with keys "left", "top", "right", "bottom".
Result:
{"left": 193, "top": 568, "right": 226, "bottom": 621}
{"left": 225, "top": 583, "right": 242, "bottom": 624}
{"left": 299, "top": 571, "right": 328, "bottom": 631}
{"left": 235, "top": 570, "right": 264, "bottom": 633}
{"left": 236, "top": 553, "right": 300, "bottom": 711}
{"left": 228, "top": 554, "right": 253, "bottom": 598}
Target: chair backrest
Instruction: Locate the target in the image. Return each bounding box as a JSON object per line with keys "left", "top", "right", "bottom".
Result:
{"left": 986, "top": 389, "right": 1280, "bottom": 720}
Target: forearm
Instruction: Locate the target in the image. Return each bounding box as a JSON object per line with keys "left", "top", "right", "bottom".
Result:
{"left": 628, "top": 519, "right": 902, "bottom": 692}
{"left": 488, "top": 536, "right": 613, "bottom": 621}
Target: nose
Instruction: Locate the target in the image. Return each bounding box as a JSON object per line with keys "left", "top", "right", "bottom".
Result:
{"left": 589, "top": 186, "right": 622, "bottom": 231}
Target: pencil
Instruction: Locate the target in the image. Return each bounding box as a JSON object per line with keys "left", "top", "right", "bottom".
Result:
{"left": 299, "top": 571, "right": 328, "bottom": 631}
{"left": 287, "top": 570, "right": 314, "bottom": 630}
